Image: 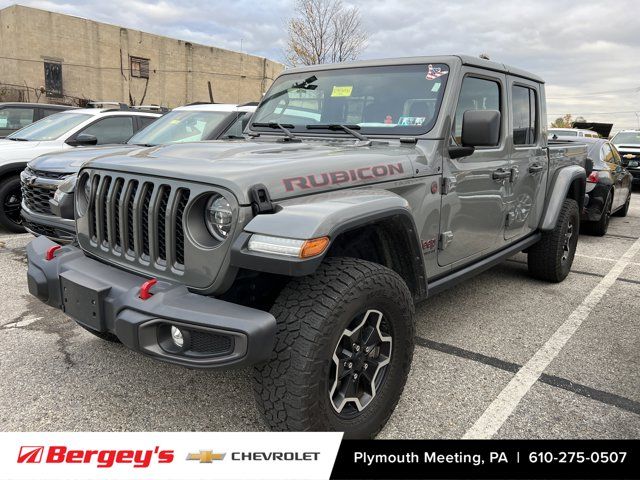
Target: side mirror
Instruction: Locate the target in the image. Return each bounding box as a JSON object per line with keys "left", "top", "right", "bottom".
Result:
{"left": 68, "top": 133, "right": 98, "bottom": 146}
{"left": 585, "top": 157, "right": 594, "bottom": 176}
{"left": 461, "top": 110, "right": 501, "bottom": 147}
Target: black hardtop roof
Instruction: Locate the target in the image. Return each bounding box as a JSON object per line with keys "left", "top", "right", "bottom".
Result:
{"left": 0, "top": 102, "right": 75, "bottom": 108}
{"left": 283, "top": 55, "right": 544, "bottom": 84}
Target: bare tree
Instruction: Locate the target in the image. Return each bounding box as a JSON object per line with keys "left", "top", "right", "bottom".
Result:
{"left": 286, "top": 0, "right": 368, "bottom": 66}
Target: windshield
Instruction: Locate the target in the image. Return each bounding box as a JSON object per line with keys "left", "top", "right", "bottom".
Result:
{"left": 7, "top": 112, "right": 91, "bottom": 141}
{"left": 612, "top": 131, "right": 640, "bottom": 145}
{"left": 251, "top": 63, "right": 450, "bottom": 136}
{"left": 128, "top": 110, "right": 231, "bottom": 146}
{"left": 549, "top": 129, "right": 578, "bottom": 137}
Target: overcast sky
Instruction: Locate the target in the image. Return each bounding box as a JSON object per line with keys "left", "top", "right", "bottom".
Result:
{"left": 2, "top": 0, "right": 639, "bottom": 130}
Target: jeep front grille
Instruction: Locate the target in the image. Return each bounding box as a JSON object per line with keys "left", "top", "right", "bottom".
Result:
{"left": 87, "top": 174, "right": 190, "bottom": 270}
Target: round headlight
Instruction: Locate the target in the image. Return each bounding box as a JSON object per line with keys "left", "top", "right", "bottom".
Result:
{"left": 205, "top": 194, "right": 233, "bottom": 241}
{"left": 76, "top": 174, "right": 91, "bottom": 216}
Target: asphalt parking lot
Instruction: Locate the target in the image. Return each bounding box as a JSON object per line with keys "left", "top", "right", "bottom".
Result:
{"left": 1, "top": 192, "right": 639, "bottom": 438}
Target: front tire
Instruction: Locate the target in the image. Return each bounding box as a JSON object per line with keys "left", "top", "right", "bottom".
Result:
{"left": 0, "top": 175, "right": 25, "bottom": 233}
{"left": 528, "top": 198, "right": 579, "bottom": 282}
{"left": 253, "top": 257, "right": 415, "bottom": 438}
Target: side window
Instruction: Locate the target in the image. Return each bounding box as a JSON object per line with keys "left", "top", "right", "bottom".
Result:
{"left": 0, "top": 107, "right": 35, "bottom": 129}
{"left": 453, "top": 76, "right": 500, "bottom": 145}
{"left": 220, "top": 113, "right": 247, "bottom": 139}
{"left": 601, "top": 143, "right": 613, "bottom": 164}
{"left": 79, "top": 116, "right": 135, "bottom": 145}
{"left": 512, "top": 85, "right": 538, "bottom": 145}
{"left": 137, "top": 116, "right": 157, "bottom": 131}
{"left": 610, "top": 144, "right": 621, "bottom": 164}
{"left": 41, "top": 108, "right": 64, "bottom": 118}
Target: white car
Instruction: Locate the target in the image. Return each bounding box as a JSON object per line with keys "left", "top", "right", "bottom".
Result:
{"left": 548, "top": 127, "right": 599, "bottom": 139}
{"left": 0, "top": 107, "right": 161, "bottom": 231}
{"left": 20, "top": 102, "right": 257, "bottom": 241}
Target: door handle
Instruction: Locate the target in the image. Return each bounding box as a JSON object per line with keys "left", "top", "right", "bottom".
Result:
{"left": 492, "top": 168, "right": 511, "bottom": 180}
{"left": 529, "top": 163, "right": 544, "bottom": 173}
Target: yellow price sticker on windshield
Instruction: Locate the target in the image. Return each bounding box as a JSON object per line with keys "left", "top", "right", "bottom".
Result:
{"left": 331, "top": 86, "right": 353, "bottom": 97}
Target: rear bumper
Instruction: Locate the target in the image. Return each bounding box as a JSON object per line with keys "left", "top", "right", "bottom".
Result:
{"left": 26, "top": 236, "right": 276, "bottom": 369}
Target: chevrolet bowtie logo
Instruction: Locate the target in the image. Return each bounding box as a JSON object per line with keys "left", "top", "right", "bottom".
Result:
{"left": 186, "top": 451, "right": 226, "bottom": 463}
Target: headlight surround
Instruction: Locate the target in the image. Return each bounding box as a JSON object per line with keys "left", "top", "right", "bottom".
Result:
{"left": 205, "top": 194, "right": 233, "bottom": 241}
{"left": 76, "top": 173, "right": 91, "bottom": 216}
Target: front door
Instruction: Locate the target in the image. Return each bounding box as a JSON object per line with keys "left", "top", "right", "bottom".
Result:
{"left": 505, "top": 80, "right": 547, "bottom": 240}
{"left": 438, "top": 71, "right": 509, "bottom": 267}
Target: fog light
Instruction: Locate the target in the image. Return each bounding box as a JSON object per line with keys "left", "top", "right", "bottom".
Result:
{"left": 170, "top": 326, "right": 184, "bottom": 348}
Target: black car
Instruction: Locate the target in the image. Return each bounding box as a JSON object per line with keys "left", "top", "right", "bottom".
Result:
{"left": 580, "top": 138, "right": 633, "bottom": 235}
{"left": 0, "top": 103, "right": 75, "bottom": 138}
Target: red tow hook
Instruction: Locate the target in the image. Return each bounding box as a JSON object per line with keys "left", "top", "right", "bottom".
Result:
{"left": 45, "top": 245, "right": 62, "bottom": 261}
{"left": 138, "top": 278, "right": 157, "bottom": 300}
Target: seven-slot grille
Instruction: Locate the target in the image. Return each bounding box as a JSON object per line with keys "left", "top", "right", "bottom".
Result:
{"left": 87, "top": 173, "right": 190, "bottom": 269}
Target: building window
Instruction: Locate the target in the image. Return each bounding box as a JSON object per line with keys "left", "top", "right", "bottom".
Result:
{"left": 130, "top": 57, "right": 150, "bottom": 79}
{"left": 44, "top": 61, "right": 63, "bottom": 97}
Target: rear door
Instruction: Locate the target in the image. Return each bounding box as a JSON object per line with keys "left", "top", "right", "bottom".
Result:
{"left": 505, "top": 79, "right": 547, "bottom": 240}
{"left": 438, "top": 70, "right": 509, "bottom": 267}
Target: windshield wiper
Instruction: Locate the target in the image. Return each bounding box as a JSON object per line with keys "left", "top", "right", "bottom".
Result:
{"left": 7, "top": 137, "right": 28, "bottom": 141}
{"left": 133, "top": 143, "right": 157, "bottom": 147}
{"left": 306, "top": 124, "right": 368, "bottom": 141}
{"left": 251, "top": 122, "right": 299, "bottom": 141}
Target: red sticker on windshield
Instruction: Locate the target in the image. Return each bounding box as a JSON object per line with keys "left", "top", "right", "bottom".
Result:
{"left": 426, "top": 64, "right": 448, "bottom": 80}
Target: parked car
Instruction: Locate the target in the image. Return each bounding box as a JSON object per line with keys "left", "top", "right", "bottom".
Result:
{"left": 0, "top": 106, "right": 161, "bottom": 232}
{"left": 611, "top": 130, "right": 640, "bottom": 186}
{"left": 548, "top": 128, "right": 599, "bottom": 139}
{"left": 26, "top": 55, "right": 587, "bottom": 438}
{"left": 577, "top": 137, "right": 633, "bottom": 235}
{"left": 0, "top": 103, "right": 75, "bottom": 138}
{"left": 21, "top": 102, "right": 257, "bottom": 242}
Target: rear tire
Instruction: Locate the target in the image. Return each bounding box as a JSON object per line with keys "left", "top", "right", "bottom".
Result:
{"left": 528, "top": 198, "right": 579, "bottom": 283}
{"left": 253, "top": 257, "right": 414, "bottom": 438}
{"left": 0, "top": 175, "right": 25, "bottom": 233}
{"left": 583, "top": 192, "right": 612, "bottom": 236}
{"left": 612, "top": 193, "right": 631, "bottom": 218}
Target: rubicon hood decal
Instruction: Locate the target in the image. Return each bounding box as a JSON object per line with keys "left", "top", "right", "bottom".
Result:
{"left": 283, "top": 163, "right": 405, "bottom": 192}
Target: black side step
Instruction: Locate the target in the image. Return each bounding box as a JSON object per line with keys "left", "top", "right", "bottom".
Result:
{"left": 426, "top": 233, "right": 541, "bottom": 297}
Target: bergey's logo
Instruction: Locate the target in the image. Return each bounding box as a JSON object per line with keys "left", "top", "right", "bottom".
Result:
{"left": 17, "top": 446, "right": 44, "bottom": 463}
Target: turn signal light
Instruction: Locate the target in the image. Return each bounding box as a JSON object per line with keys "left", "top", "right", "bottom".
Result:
{"left": 300, "top": 237, "right": 330, "bottom": 258}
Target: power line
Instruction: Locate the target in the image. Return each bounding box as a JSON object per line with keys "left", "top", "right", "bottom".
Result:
{"left": 546, "top": 111, "right": 638, "bottom": 116}
{"left": 546, "top": 86, "right": 640, "bottom": 99}
{"left": 0, "top": 55, "right": 274, "bottom": 81}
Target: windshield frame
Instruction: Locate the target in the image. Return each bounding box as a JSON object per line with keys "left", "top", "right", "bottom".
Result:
{"left": 6, "top": 112, "right": 92, "bottom": 141}
{"left": 249, "top": 63, "right": 451, "bottom": 138}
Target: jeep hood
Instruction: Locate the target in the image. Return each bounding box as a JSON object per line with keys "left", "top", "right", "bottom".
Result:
{"left": 29, "top": 145, "right": 141, "bottom": 172}
{"left": 83, "top": 140, "right": 418, "bottom": 204}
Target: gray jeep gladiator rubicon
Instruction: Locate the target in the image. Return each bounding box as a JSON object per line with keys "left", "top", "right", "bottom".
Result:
{"left": 26, "top": 55, "right": 587, "bottom": 438}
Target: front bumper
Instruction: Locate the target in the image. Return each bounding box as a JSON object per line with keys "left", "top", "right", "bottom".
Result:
{"left": 26, "top": 236, "right": 277, "bottom": 369}
{"left": 21, "top": 203, "right": 76, "bottom": 244}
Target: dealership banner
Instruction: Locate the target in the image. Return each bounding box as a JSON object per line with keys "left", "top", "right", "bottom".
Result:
{"left": 0, "top": 432, "right": 342, "bottom": 479}
{"left": 2, "top": 434, "right": 639, "bottom": 479}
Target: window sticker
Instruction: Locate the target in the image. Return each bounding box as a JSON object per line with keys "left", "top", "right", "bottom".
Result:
{"left": 426, "top": 64, "right": 449, "bottom": 80}
{"left": 398, "top": 116, "right": 426, "bottom": 126}
{"left": 331, "top": 85, "right": 353, "bottom": 97}
{"left": 431, "top": 82, "right": 442, "bottom": 92}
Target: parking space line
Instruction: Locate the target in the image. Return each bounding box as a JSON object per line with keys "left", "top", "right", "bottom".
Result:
{"left": 506, "top": 259, "right": 639, "bottom": 285}
{"left": 414, "top": 336, "right": 640, "bottom": 416}
{"left": 462, "top": 236, "right": 640, "bottom": 439}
